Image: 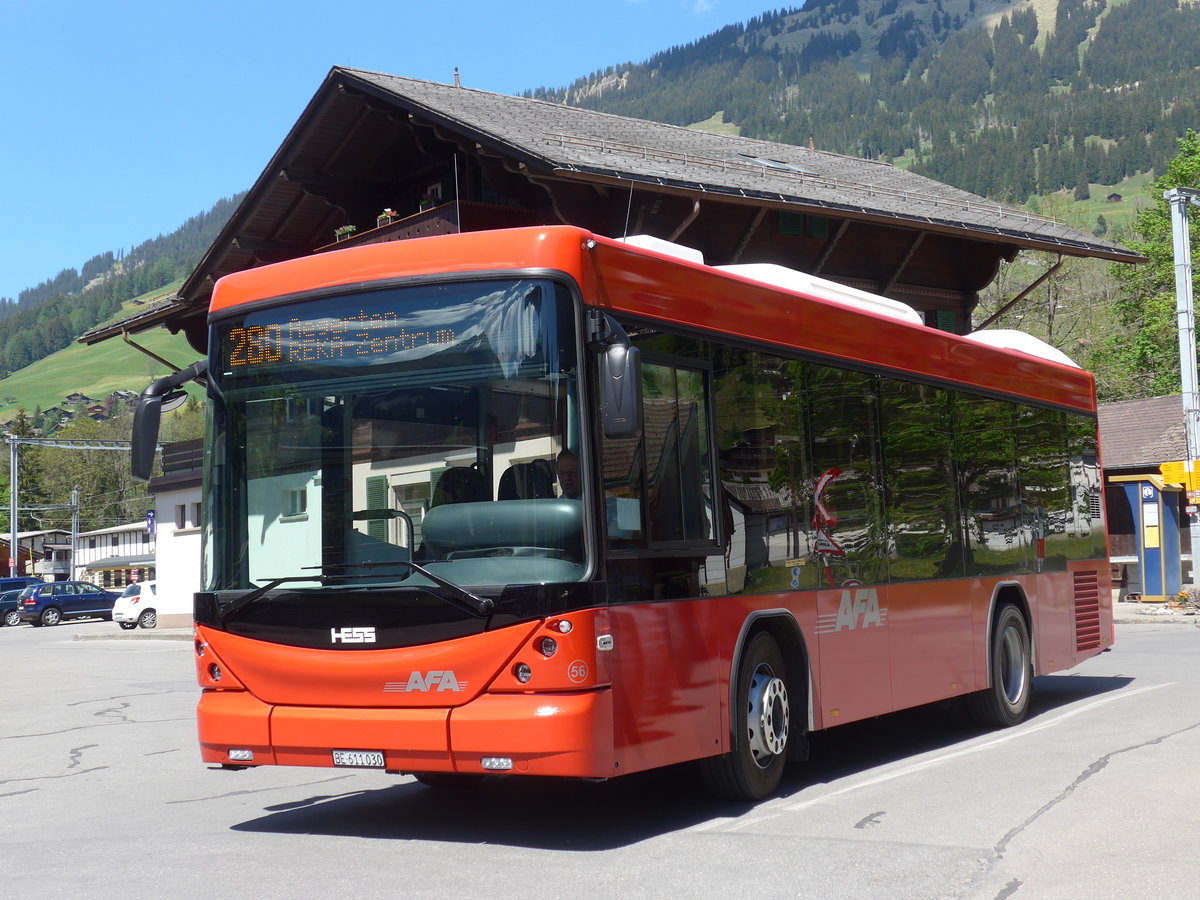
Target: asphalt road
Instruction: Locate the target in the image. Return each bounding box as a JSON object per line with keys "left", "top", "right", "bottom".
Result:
{"left": 0, "top": 617, "right": 1196, "bottom": 900}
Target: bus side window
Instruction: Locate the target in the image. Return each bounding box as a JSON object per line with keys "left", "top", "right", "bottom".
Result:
{"left": 600, "top": 357, "right": 717, "bottom": 551}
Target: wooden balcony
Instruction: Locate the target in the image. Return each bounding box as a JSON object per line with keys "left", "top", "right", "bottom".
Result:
{"left": 318, "top": 202, "right": 542, "bottom": 252}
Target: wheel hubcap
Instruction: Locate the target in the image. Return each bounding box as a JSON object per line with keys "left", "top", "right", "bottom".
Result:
{"left": 746, "top": 664, "right": 789, "bottom": 767}
{"left": 998, "top": 625, "right": 1027, "bottom": 705}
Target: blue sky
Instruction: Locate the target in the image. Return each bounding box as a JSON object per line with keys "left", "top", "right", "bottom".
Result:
{"left": 0, "top": 0, "right": 778, "bottom": 303}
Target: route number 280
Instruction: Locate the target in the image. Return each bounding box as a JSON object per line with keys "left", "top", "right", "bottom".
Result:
{"left": 227, "top": 325, "right": 284, "bottom": 368}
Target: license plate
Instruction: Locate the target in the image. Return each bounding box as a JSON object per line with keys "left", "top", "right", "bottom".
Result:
{"left": 331, "top": 749, "right": 385, "bottom": 768}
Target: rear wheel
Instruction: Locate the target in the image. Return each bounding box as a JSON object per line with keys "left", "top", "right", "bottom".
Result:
{"left": 966, "top": 604, "right": 1032, "bottom": 727}
{"left": 137, "top": 609, "right": 157, "bottom": 629}
{"left": 701, "top": 631, "right": 791, "bottom": 801}
{"left": 40, "top": 607, "right": 62, "bottom": 627}
{"left": 3, "top": 610, "right": 19, "bottom": 627}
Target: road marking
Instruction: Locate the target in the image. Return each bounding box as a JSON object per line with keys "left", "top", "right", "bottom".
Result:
{"left": 691, "top": 682, "right": 1174, "bottom": 832}
{"left": 780, "top": 682, "right": 1173, "bottom": 813}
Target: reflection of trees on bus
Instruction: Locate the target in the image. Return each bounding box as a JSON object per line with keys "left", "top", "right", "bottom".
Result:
{"left": 600, "top": 329, "right": 1107, "bottom": 597}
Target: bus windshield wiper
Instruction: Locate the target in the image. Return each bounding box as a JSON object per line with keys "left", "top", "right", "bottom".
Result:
{"left": 217, "top": 563, "right": 494, "bottom": 625}
{"left": 328, "top": 561, "right": 494, "bottom": 618}
{"left": 217, "top": 575, "right": 327, "bottom": 624}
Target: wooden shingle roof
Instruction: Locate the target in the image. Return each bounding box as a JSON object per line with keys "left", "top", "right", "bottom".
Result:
{"left": 349, "top": 70, "right": 1135, "bottom": 262}
{"left": 81, "top": 67, "right": 1141, "bottom": 354}
{"left": 1098, "top": 395, "right": 1186, "bottom": 471}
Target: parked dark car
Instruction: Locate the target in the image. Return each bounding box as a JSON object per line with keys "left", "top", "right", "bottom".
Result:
{"left": 0, "top": 578, "right": 44, "bottom": 626}
{"left": 18, "top": 581, "right": 119, "bottom": 627}
{"left": 1, "top": 590, "right": 24, "bottom": 626}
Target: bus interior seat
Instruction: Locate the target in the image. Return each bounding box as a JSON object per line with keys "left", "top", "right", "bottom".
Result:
{"left": 421, "top": 498, "right": 583, "bottom": 561}
{"left": 432, "top": 466, "right": 489, "bottom": 506}
{"left": 497, "top": 460, "right": 556, "bottom": 500}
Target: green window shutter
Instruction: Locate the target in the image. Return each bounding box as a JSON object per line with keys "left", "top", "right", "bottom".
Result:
{"left": 777, "top": 212, "right": 830, "bottom": 239}
{"left": 935, "top": 310, "right": 956, "bottom": 333}
{"left": 366, "top": 476, "right": 389, "bottom": 541}
{"left": 806, "top": 215, "right": 830, "bottom": 239}
{"left": 778, "top": 212, "right": 807, "bottom": 236}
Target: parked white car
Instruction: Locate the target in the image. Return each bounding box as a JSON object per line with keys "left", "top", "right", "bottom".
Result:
{"left": 112, "top": 581, "right": 158, "bottom": 629}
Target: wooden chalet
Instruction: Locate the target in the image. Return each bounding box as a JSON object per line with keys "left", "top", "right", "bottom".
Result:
{"left": 82, "top": 66, "right": 1140, "bottom": 353}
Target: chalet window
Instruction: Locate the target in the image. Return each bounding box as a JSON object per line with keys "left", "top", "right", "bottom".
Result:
{"left": 284, "top": 488, "right": 308, "bottom": 519}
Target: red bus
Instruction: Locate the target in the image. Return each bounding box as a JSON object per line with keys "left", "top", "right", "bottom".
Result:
{"left": 134, "top": 225, "right": 1112, "bottom": 800}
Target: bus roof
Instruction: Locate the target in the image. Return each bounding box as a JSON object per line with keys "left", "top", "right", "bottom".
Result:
{"left": 209, "top": 225, "right": 1097, "bottom": 414}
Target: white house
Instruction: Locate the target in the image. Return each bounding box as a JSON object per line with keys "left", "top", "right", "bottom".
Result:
{"left": 147, "top": 439, "right": 203, "bottom": 628}
{"left": 19, "top": 530, "right": 72, "bottom": 580}
{"left": 76, "top": 522, "right": 155, "bottom": 587}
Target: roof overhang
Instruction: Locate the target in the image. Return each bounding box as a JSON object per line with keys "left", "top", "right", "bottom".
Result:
{"left": 80, "top": 66, "right": 1144, "bottom": 351}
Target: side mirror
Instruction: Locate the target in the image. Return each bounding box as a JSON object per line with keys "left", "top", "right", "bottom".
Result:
{"left": 602, "top": 342, "right": 641, "bottom": 439}
{"left": 131, "top": 360, "right": 207, "bottom": 481}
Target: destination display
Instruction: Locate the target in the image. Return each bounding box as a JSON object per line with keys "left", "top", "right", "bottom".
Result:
{"left": 215, "top": 280, "right": 547, "bottom": 377}
{"left": 223, "top": 313, "right": 458, "bottom": 370}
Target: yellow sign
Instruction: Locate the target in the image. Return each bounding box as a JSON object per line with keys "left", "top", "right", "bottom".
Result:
{"left": 1159, "top": 461, "right": 1200, "bottom": 490}
{"left": 1144, "top": 524, "right": 1160, "bottom": 548}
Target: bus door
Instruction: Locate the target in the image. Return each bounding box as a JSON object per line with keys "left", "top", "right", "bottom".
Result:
{"left": 600, "top": 352, "right": 725, "bottom": 771}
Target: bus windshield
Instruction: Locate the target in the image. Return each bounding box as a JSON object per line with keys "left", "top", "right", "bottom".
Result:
{"left": 203, "top": 278, "right": 585, "bottom": 597}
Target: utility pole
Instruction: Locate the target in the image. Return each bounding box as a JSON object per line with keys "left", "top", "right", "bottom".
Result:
{"left": 71, "top": 486, "right": 79, "bottom": 581}
{"left": 8, "top": 437, "right": 16, "bottom": 578}
{"left": 1164, "top": 186, "right": 1200, "bottom": 578}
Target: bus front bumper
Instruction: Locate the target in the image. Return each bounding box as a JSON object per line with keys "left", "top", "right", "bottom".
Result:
{"left": 198, "top": 688, "right": 615, "bottom": 779}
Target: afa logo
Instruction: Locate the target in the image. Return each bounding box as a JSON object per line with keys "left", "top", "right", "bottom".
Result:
{"left": 383, "top": 671, "right": 468, "bottom": 693}
{"left": 816, "top": 588, "right": 889, "bottom": 634}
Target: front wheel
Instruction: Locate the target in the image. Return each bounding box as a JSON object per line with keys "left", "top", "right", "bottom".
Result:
{"left": 965, "top": 604, "right": 1032, "bottom": 728}
{"left": 3, "top": 610, "right": 20, "bottom": 627}
{"left": 701, "top": 631, "right": 791, "bottom": 801}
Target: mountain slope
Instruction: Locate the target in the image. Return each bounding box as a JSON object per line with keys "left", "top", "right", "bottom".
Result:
{"left": 0, "top": 283, "right": 201, "bottom": 425}
{"left": 530, "top": 0, "right": 1200, "bottom": 205}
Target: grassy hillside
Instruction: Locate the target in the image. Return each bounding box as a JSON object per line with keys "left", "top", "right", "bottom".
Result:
{"left": 0, "top": 281, "right": 202, "bottom": 424}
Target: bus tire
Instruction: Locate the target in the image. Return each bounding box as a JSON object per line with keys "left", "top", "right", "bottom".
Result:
{"left": 701, "top": 631, "right": 790, "bottom": 801}
{"left": 966, "top": 604, "right": 1032, "bottom": 728}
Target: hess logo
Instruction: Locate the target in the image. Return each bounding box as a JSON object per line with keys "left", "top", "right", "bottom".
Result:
{"left": 330, "top": 626, "right": 376, "bottom": 644}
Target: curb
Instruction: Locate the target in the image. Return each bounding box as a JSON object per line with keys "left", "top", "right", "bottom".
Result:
{"left": 1114, "top": 614, "right": 1199, "bottom": 625}
{"left": 74, "top": 629, "right": 193, "bottom": 642}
